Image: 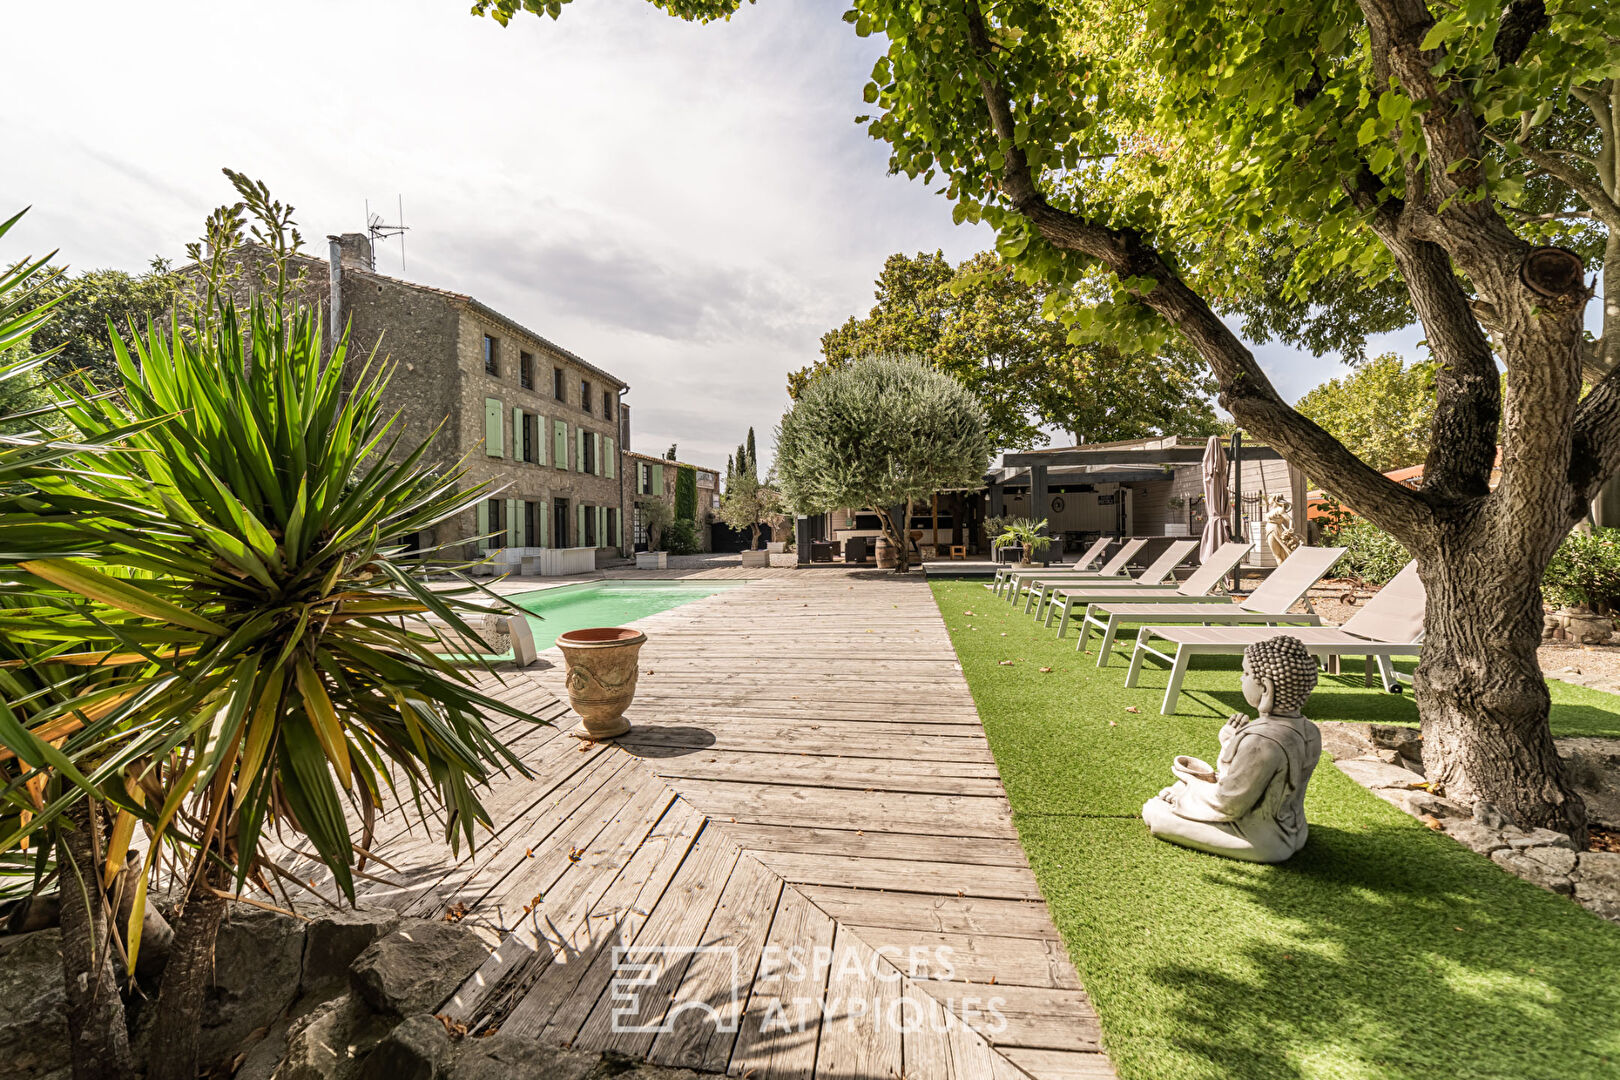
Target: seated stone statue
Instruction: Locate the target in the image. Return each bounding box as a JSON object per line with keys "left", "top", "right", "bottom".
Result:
{"left": 1142, "top": 635, "right": 1324, "bottom": 863}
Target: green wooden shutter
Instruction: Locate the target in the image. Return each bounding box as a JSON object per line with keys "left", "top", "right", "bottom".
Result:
{"left": 596, "top": 506, "right": 606, "bottom": 548}
{"left": 536, "top": 415, "right": 546, "bottom": 465}
{"left": 576, "top": 504, "right": 586, "bottom": 547}
{"left": 652, "top": 462, "right": 664, "bottom": 495}
{"left": 506, "top": 498, "right": 519, "bottom": 546}
{"left": 476, "top": 499, "right": 489, "bottom": 553}
{"left": 511, "top": 406, "right": 523, "bottom": 461}
{"left": 605, "top": 437, "right": 615, "bottom": 479}
{"left": 593, "top": 433, "right": 603, "bottom": 476}
{"left": 484, "top": 398, "right": 503, "bottom": 458}
{"left": 613, "top": 506, "right": 621, "bottom": 548}
{"left": 554, "top": 420, "right": 567, "bottom": 470}
{"left": 576, "top": 428, "right": 586, "bottom": 474}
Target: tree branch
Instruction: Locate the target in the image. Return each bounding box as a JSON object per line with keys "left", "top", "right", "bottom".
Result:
{"left": 1494, "top": 0, "right": 1549, "bottom": 67}
{"left": 961, "top": 1, "right": 1430, "bottom": 537}
{"left": 1489, "top": 134, "right": 1620, "bottom": 229}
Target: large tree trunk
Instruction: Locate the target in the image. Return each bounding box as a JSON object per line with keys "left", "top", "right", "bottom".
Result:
{"left": 55, "top": 800, "right": 137, "bottom": 1080}
{"left": 1414, "top": 541, "right": 1588, "bottom": 837}
{"left": 147, "top": 870, "right": 228, "bottom": 1080}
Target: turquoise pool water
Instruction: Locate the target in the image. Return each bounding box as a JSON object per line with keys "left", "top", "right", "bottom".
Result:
{"left": 507, "top": 580, "right": 744, "bottom": 651}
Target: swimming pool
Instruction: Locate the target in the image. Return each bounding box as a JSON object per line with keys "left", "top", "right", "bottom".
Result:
{"left": 506, "top": 580, "right": 745, "bottom": 652}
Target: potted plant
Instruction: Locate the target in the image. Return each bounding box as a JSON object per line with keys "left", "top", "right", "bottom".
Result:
{"left": 993, "top": 517, "right": 1051, "bottom": 565}
{"left": 635, "top": 495, "right": 674, "bottom": 569}
{"left": 1165, "top": 495, "right": 1190, "bottom": 536}
{"left": 557, "top": 627, "right": 648, "bottom": 738}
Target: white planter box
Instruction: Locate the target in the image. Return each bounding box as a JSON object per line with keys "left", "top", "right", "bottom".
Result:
{"left": 636, "top": 551, "right": 669, "bottom": 570}
{"left": 766, "top": 541, "right": 787, "bottom": 553}
{"left": 740, "top": 550, "right": 770, "bottom": 568}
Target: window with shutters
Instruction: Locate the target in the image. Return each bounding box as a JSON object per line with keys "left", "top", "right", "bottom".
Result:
{"left": 554, "top": 420, "right": 567, "bottom": 470}
{"left": 519, "top": 351, "right": 534, "bottom": 389}
{"left": 485, "top": 498, "right": 504, "bottom": 545}
{"left": 581, "top": 379, "right": 593, "bottom": 414}
{"left": 525, "top": 501, "right": 543, "bottom": 548}
{"left": 582, "top": 432, "right": 596, "bottom": 474}
{"left": 483, "top": 335, "right": 498, "bottom": 376}
{"left": 583, "top": 504, "right": 597, "bottom": 547}
{"left": 605, "top": 507, "right": 617, "bottom": 549}
{"left": 604, "top": 437, "right": 615, "bottom": 479}
{"left": 520, "top": 413, "right": 533, "bottom": 463}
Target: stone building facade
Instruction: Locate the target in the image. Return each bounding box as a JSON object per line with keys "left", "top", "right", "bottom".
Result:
{"left": 272, "top": 234, "right": 631, "bottom": 561}
{"left": 624, "top": 451, "right": 721, "bottom": 552}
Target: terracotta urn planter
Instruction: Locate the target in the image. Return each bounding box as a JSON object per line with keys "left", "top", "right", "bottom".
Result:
{"left": 557, "top": 627, "right": 647, "bottom": 739}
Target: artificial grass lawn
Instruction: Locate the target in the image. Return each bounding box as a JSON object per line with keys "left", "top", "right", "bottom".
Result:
{"left": 931, "top": 580, "right": 1620, "bottom": 1080}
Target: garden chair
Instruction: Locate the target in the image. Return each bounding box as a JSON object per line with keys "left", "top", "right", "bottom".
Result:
{"left": 1024, "top": 539, "right": 1198, "bottom": 618}
{"left": 1004, "top": 538, "right": 1147, "bottom": 607}
{"left": 1126, "top": 560, "right": 1424, "bottom": 714}
{"left": 993, "top": 534, "right": 1111, "bottom": 595}
{"left": 1047, "top": 541, "right": 1254, "bottom": 637}
{"left": 1077, "top": 545, "right": 1348, "bottom": 664}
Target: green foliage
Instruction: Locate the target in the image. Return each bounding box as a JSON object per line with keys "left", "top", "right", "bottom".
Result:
{"left": 932, "top": 578, "right": 1620, "bottom": 1080}
{"left": 22, "top": 264, "right": 180, "bottom": 387}
{"left": 639, "top": 494, "right": 675, "bottom": 551}
{"left": 718, "top": 440, "right": 783, "bottom": 550}
{"left": 660, "top": 517, "right": 701, "bottom": 555}
{"left": 1, "top": 176, "right": 536, "bottom": 944}
{"left": 674, "top": 465, "right": 698, "bottom": 521}
{"left": 1295, "top": 354, "right": 1438, "bottom": 472}
{"left": 1320, "top": 517, "right": 1413, "bottom": 585}
{"left": 794, "top": 251, "right": 1218, "bottom": 449}
{"left": 1543, "top": 529, "right": 1620, "bottom": 613}
{"left": 991, "top": 516, "right": 1051, "bottom": 557}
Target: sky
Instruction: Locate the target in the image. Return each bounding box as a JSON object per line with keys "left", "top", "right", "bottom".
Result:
{"left": 3, "top": 0, "right": 1383, "bottom": 469}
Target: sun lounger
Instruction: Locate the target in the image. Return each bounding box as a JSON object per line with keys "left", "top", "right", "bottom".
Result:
{"left": 1078, "top": 545, "right": 1347, "bottom": 664}
{"left": 1024, "top": 539, "right": 1197, "bottom": 618}
{"left": 1005, "top": 538, "right": 1148, "bottom": 607}
{"left": 1126, "top": 560, "right": 1424, "bottom": 714}
{"left": 993, "top": 535, "right": 1111, "bottom": 595}
{"left": 1047, "top": 541, "right": 1254, "bottom": 637}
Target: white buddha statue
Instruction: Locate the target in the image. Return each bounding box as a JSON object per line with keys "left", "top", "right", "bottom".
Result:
{"left": 1142, "top": 635, "right": 1323, "bottom": 863}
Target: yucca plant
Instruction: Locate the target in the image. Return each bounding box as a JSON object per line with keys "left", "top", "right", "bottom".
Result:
{"left": 3, "top": 177, "right": 543, "bottom": 1080}
{"left": 991, "top": 516, "right": 1050, "bottom": 565}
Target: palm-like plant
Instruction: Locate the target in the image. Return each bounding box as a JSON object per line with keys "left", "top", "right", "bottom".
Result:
{"left": 2, "top": 178, "right": 544, "bottom": 1080}
{"left": 991, "top": 517, "right": 1050, "bottom": 565}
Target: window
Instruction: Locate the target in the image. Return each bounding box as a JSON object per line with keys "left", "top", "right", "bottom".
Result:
{"left": 603, "top": 390, "right": 613, "bottom": 419}
{"left": 605, "top": 507, "right": 617, "bottom": 549}
{"left": 633, "top": 505, "right": 648, "bottom": 549}
{"left": 581, "top": 379, "right": 593, "bottom": 414}
{"left": 553, "top": 366, "right": 565, "bottom": 401}
{"left": 582, "top": 430, "right": 596, "bottom": 474}
{"left": 524, "top": 500, "right": 543, "bottom": 548}
{"left": 483, "top": 335, "right": 498, "bottom": 376}
{"left": 519, "top": 351, "right": 534, "bottom": 389}
{"left": 484, "top": 498, "right": 505, "bottom": 547}
{"left": 521, "top": 413, "right": 537, "bottom": 463}
{"left": 584, "top": 504, "right": 597, "bottom": 547}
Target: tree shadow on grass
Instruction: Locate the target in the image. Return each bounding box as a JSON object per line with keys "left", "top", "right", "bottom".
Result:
{"left": 1144, "top": 823, "right": 1620, "bottom": 1080}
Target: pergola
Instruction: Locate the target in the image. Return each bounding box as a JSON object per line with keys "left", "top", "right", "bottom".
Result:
{"left": 996, "top": 436, "right": 1310, "bottom": 542}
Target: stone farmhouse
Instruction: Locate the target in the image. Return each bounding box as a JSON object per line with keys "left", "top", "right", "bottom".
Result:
{"left": 624, "top": 450, "right": 722, "bottom": 552}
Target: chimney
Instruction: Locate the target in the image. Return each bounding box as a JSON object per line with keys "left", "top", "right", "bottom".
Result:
{"left": 337, "top": 233, "right": 373, "bottom": 270}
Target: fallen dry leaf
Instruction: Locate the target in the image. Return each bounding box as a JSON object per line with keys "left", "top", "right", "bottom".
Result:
{"left": 964, "top": 610, "right": 976, "bottom": 616}
{"left": 998, "top": 660, "right": 1015, "bottom": 666}
{"left": 568, "top": 846, "right": 584, "bottom": 863}
{"left": 1108, "top": 720, "right": 1117, "bottom": 727}
{"left": 1421, "top": 815, "right": 1445, "bottom": 831}
{"left": 1039, "top": 667, "right": 1053, "bottom": 673}
{"left": 1125, "top": 706, "right": 1141, "bottom": 713}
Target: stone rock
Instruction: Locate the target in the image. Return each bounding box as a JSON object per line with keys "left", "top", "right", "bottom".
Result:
{"left": 1506, "top": 828, "right": 1579, "bottom": 852}
{"left": 1555, "top": 737, "right": 1620, "bottom": 828}
{"left": 1473, "top": 801, "right": 1514, "bottom": 830}
{"left": 1577, "top": 894, "right": 1620, "bottom": 921}
{"left": 304, "top": 908, "right": 403, "bottom": 997}
{"left": 1443, "top": 821, "right": 1511, "bottom": 856}
{"left": 1491, "top": 845, "right": 1578, "bottom": 893}
{"left": 199, "top": 903, "right": 308, "bottom": 1072}
{"left": 445, "top": 1034, "right": 600, "bottom": 1080}
{"left": 1574, "top": 850, "right": 1620, "bottom": 892}
{"left": 355, "top": 1015, "right": 451, "bottom": 1080}
{"left": 275, "top": 994, "right": 394, "bottom": 1080}
{"left": 0, "top": 929, "right": 70, "bottom": 1079}
{"left": 1334, "top": 756, "right": 1427, "bottom": 792}
{"left": 1386, "top": 788, "right": 1468, "bottom": 820}
{"left": 350, "top": 920, "right": 488, "bottom": 1019}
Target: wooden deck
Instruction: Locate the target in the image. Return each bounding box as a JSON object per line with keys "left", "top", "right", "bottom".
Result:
{"left": 283, "top": 569, "right": 1113, "bottom": 1080}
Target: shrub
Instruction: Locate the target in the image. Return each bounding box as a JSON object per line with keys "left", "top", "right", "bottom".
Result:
{"left": 1320, "top": 517, "right": 1410, "bottom": 585}
{"left": 661, "top": 517, "right": 702, "bottom": 555}
{"left": 1543, "top": 529, "right": 1620, "bottom": 613}
{"left": 675, "top": 465, "right": 697, "bottom": 521}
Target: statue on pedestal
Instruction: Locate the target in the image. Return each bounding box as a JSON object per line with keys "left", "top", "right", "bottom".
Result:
{"left": 1142, "top": 635, "right": 1323, "bottom": 863}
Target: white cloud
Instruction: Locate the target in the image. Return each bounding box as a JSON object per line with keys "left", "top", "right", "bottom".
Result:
{"left": 3, "top": 0, "right": 1376, "bottom": 467}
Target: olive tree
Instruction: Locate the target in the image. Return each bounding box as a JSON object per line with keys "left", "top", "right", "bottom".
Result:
{"left": 478, "top": 0, "right": 1618, "bottom": 839}
{"left": 776, "top": 354, "right": 992, "bottom": 571}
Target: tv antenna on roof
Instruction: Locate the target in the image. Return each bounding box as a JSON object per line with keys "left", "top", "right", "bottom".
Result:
{"left": 365, "top": 195, "right": 409, "bottom": 274}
